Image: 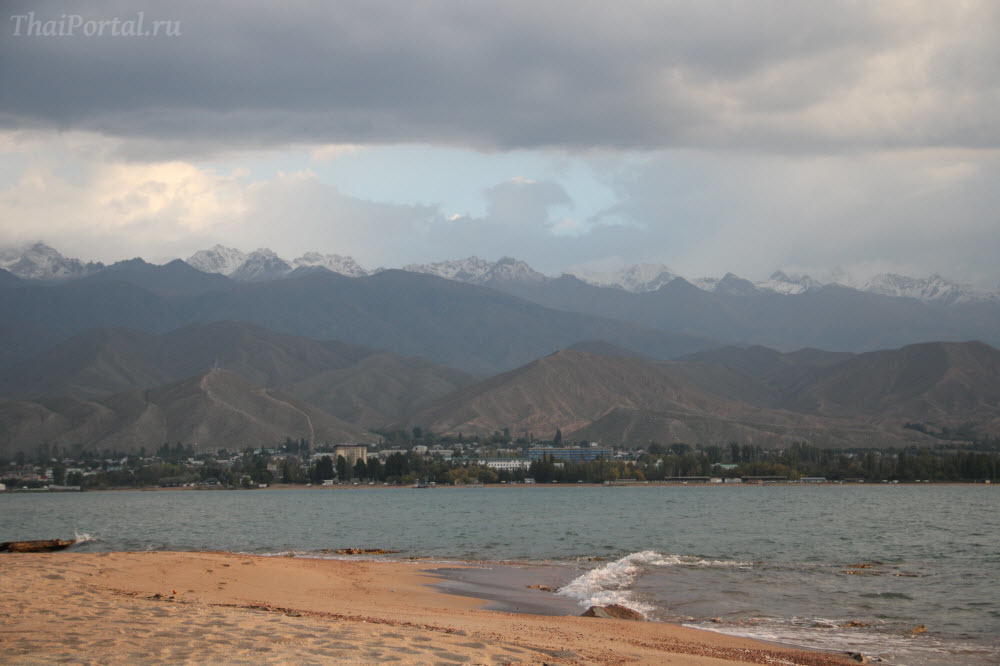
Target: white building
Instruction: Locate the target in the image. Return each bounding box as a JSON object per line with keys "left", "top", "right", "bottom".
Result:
{"left": 476, "top": 458, "right": 532, "bottom": 471}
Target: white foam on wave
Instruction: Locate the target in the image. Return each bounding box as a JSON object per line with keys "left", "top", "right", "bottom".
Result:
{"left": 557, "top": 551, "right": 658, "bottom": 614}
{"left": 557, "top": 550, "right": 754, "bottom": 616}
{"left": 687, "top": 619, "right": 998, "bottom": 666}
{"left": 73, "top": 530, "right": 97, "bottom": 544}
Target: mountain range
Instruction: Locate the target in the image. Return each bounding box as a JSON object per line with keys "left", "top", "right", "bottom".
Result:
{"left": 0, "top": 321, "right": 476, "bottom": 427}
{"left": 1, "top": 242, "right": 999, "bottom": 455}
{"left": 2, "top": 321, "right": 998, "bottom": 454}
{"left": 4, "top": 243, "right": 1000, "bottom": 357}
{"left": 3, "top": 242, "right": 997, "bottom": 304}
{"left": 0, "top": 256, "right": 718, "bottom": 375}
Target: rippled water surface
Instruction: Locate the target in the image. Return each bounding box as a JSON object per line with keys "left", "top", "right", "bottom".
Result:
{"left": 2, "top": 485, "right": 997, "bottom": 664}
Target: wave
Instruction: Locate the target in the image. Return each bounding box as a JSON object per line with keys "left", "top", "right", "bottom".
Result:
{"left": 72, "top": 530, "right": 98, "bottom": 545}
{"left": 556, "top": 550, "right": 753, "bottom": 615}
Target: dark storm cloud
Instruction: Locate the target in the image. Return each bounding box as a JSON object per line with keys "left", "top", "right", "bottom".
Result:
{"left": 3, "top": 0, "right": 997, "bottom": 155}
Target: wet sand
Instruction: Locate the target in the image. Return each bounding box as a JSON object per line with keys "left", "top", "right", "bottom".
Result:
{"left": 0, "top": 551, "right": 855, "bottom": 664}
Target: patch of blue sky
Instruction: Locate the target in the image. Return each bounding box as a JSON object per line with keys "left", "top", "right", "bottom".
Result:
{"left": 303, "top": 144, "right": 626, "bottom": 225}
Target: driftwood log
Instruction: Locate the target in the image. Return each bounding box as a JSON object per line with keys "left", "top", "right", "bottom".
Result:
{"left": 0, "top": 539, "right": 76, "bottom": 553}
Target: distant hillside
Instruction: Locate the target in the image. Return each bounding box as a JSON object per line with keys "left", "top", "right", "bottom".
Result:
{"left": 0, "top": 279, "right": 177, "bottom": 368}
{"left": 492, "top": 275, "right": 1000, "bottom": 353}
{"left": 79, "top": 258, "right": 233, "bottom": 297}
{"left": 785, "top": 341, "right": 1000, "bottom": 427}
{"left": 0, "top": 321, "right": 476, "bottom": 429}
{"left": 409, "top": 343, "right": 1000, "bottom": 447}
{"left": 0, "top": 370, "right": 366, "bottom": 455}
{"left": 565, "top": 340, "right": 649, "bottom": 359}
{"left": 0, "top": 268, "right": 721, "bottom": 375}
{"left": 0, "top": 268, "right": 21, "bottom": 286}
{"left": 668, "top": 346, "right": 856, "bottom": 408}
{"left": 671, "top": 341, "right": 1000, "bottom": 435}
{"left": 408, "top": 350, "right": 725, "bottom": 437}
{"left": 177, "top": 270, "right": 721, "bottom": 375}
{"left": 407, "top": 350, "right": 944, "bottom": 448}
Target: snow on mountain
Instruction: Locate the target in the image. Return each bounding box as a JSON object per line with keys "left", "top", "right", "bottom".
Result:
{"left": 692, "top": 277, "right": 719, "bottom": 292}
{"left": 404, "top": 256, "right": 544, "bottom": 285}
{"left": 5, "top": 241, "right": 998, "bottom": 303}
{"left": 756, "top": 271, "right": 823, "bottom": 295}
{"left": 292, "top": 252, "right": 369, "bottom": 278}
{"left": 862, "top": 273, "right": 998, "bottom": 304}
{"left": 227, "top": 249, "right": 293, "bottom": 282}
{"left": 568, "top": 263, "right": 680, "bottom": 292}
{"left": 186, "top": 246, "right": 370, "bottom": 280}
{"left": 186, "top": 245, "right": 247, "bottom": 275}
{"left": 0, "top": 242, "right": 103, "bottom": 280}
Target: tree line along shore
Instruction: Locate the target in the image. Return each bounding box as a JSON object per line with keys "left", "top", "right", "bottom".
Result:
{"left": 3, "top": 433, "right": 997, "bottom": 491}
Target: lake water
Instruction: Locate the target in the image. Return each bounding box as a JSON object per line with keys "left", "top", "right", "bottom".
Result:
{"left": 1, "top": 485, "right": 997, "bottom": 665}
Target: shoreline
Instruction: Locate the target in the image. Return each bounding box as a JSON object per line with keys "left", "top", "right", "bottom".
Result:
{"left": 3, "top": 479, "right": 991, "bottom": 494}
{"left": 0, "top": 550, "right": 856, "bottom": 665}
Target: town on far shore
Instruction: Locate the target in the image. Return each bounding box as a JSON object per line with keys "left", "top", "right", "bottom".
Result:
{"left": 3, "top": 426, "right": 997, "bottom": 492}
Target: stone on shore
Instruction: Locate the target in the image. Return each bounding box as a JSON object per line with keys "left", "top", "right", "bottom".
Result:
{"left": 581, "top": 604, "right": 645, "bottom": 620}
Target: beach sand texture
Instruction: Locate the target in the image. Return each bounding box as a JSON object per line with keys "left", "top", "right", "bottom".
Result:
{"left": 0, "top": 551, "right": 854, "bottom": 664}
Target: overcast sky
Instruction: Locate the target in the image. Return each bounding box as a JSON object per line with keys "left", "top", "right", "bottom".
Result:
{"left": 1, "top": 1, "right": 998, "bottom": 284}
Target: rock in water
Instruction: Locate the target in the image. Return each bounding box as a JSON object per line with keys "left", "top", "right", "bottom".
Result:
{"left": 581, "top": 604, "right": 645, "bottom": 620}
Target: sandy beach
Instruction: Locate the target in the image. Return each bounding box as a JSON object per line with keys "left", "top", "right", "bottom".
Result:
{"left": 0, "top": 551, "right": 857, "bottom": 665}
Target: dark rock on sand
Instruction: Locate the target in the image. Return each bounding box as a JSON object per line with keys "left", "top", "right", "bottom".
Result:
{"left": 581, "top": 604, "right": 645, "bottom": 620}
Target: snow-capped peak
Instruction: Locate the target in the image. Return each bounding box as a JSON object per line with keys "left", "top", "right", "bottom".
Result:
{"left": 228, "top": 248, "right": 293, "bottom": 282}
{"left": 756, "top": 270, "right": 823, "bottom": 295}
{"left": 0, "top": 241, "right": 103, "bottom": 280}
{"left": 186, "top": 246, "right": 370, "bottom": 281}
{"left": 292, "top": 252, "right": 369, "bottom": 278}
{"left": 862, "top": 273, "right": 997, "bottom": 304}
{"left": 692, "top": 277, "right": 719, "bottom": 292}
{"left": 186, "top": 245, "right": 247, "bottom": 275}
{"left": 567, "top": 262, "right": 679, "bottom": 292}
{"left": 404, "top": 256, "right": 544, "bottom": 285}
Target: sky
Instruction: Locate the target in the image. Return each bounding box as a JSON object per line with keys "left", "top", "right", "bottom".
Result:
{"left": 1, "top": 1, "right": 998, "bottom": 285}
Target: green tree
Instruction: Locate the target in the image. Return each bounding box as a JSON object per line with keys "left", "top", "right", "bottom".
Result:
{"left": 367, "top": 457, "right": 382, "bottom": 481}
{"left": 312, "top": 455, "right": 334, "bottom": 482}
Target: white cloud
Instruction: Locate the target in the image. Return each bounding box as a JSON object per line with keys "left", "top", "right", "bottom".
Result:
{"left": 0, "top": 133, "right": 249, "bottom": 261}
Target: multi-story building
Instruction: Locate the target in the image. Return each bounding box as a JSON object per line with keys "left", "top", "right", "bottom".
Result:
{"left": 332, "top": 445, "right": 368, "bottom": 466}
{"left": 528, "top": 447, "right": 613, "bottom": 463}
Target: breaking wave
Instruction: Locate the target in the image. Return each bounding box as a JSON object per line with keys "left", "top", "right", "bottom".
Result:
{"left": 556, "top": 550, "right": 752, "bottom": 615}
{"left": 73, "top": 530, "right": 97, "bottom": 545}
